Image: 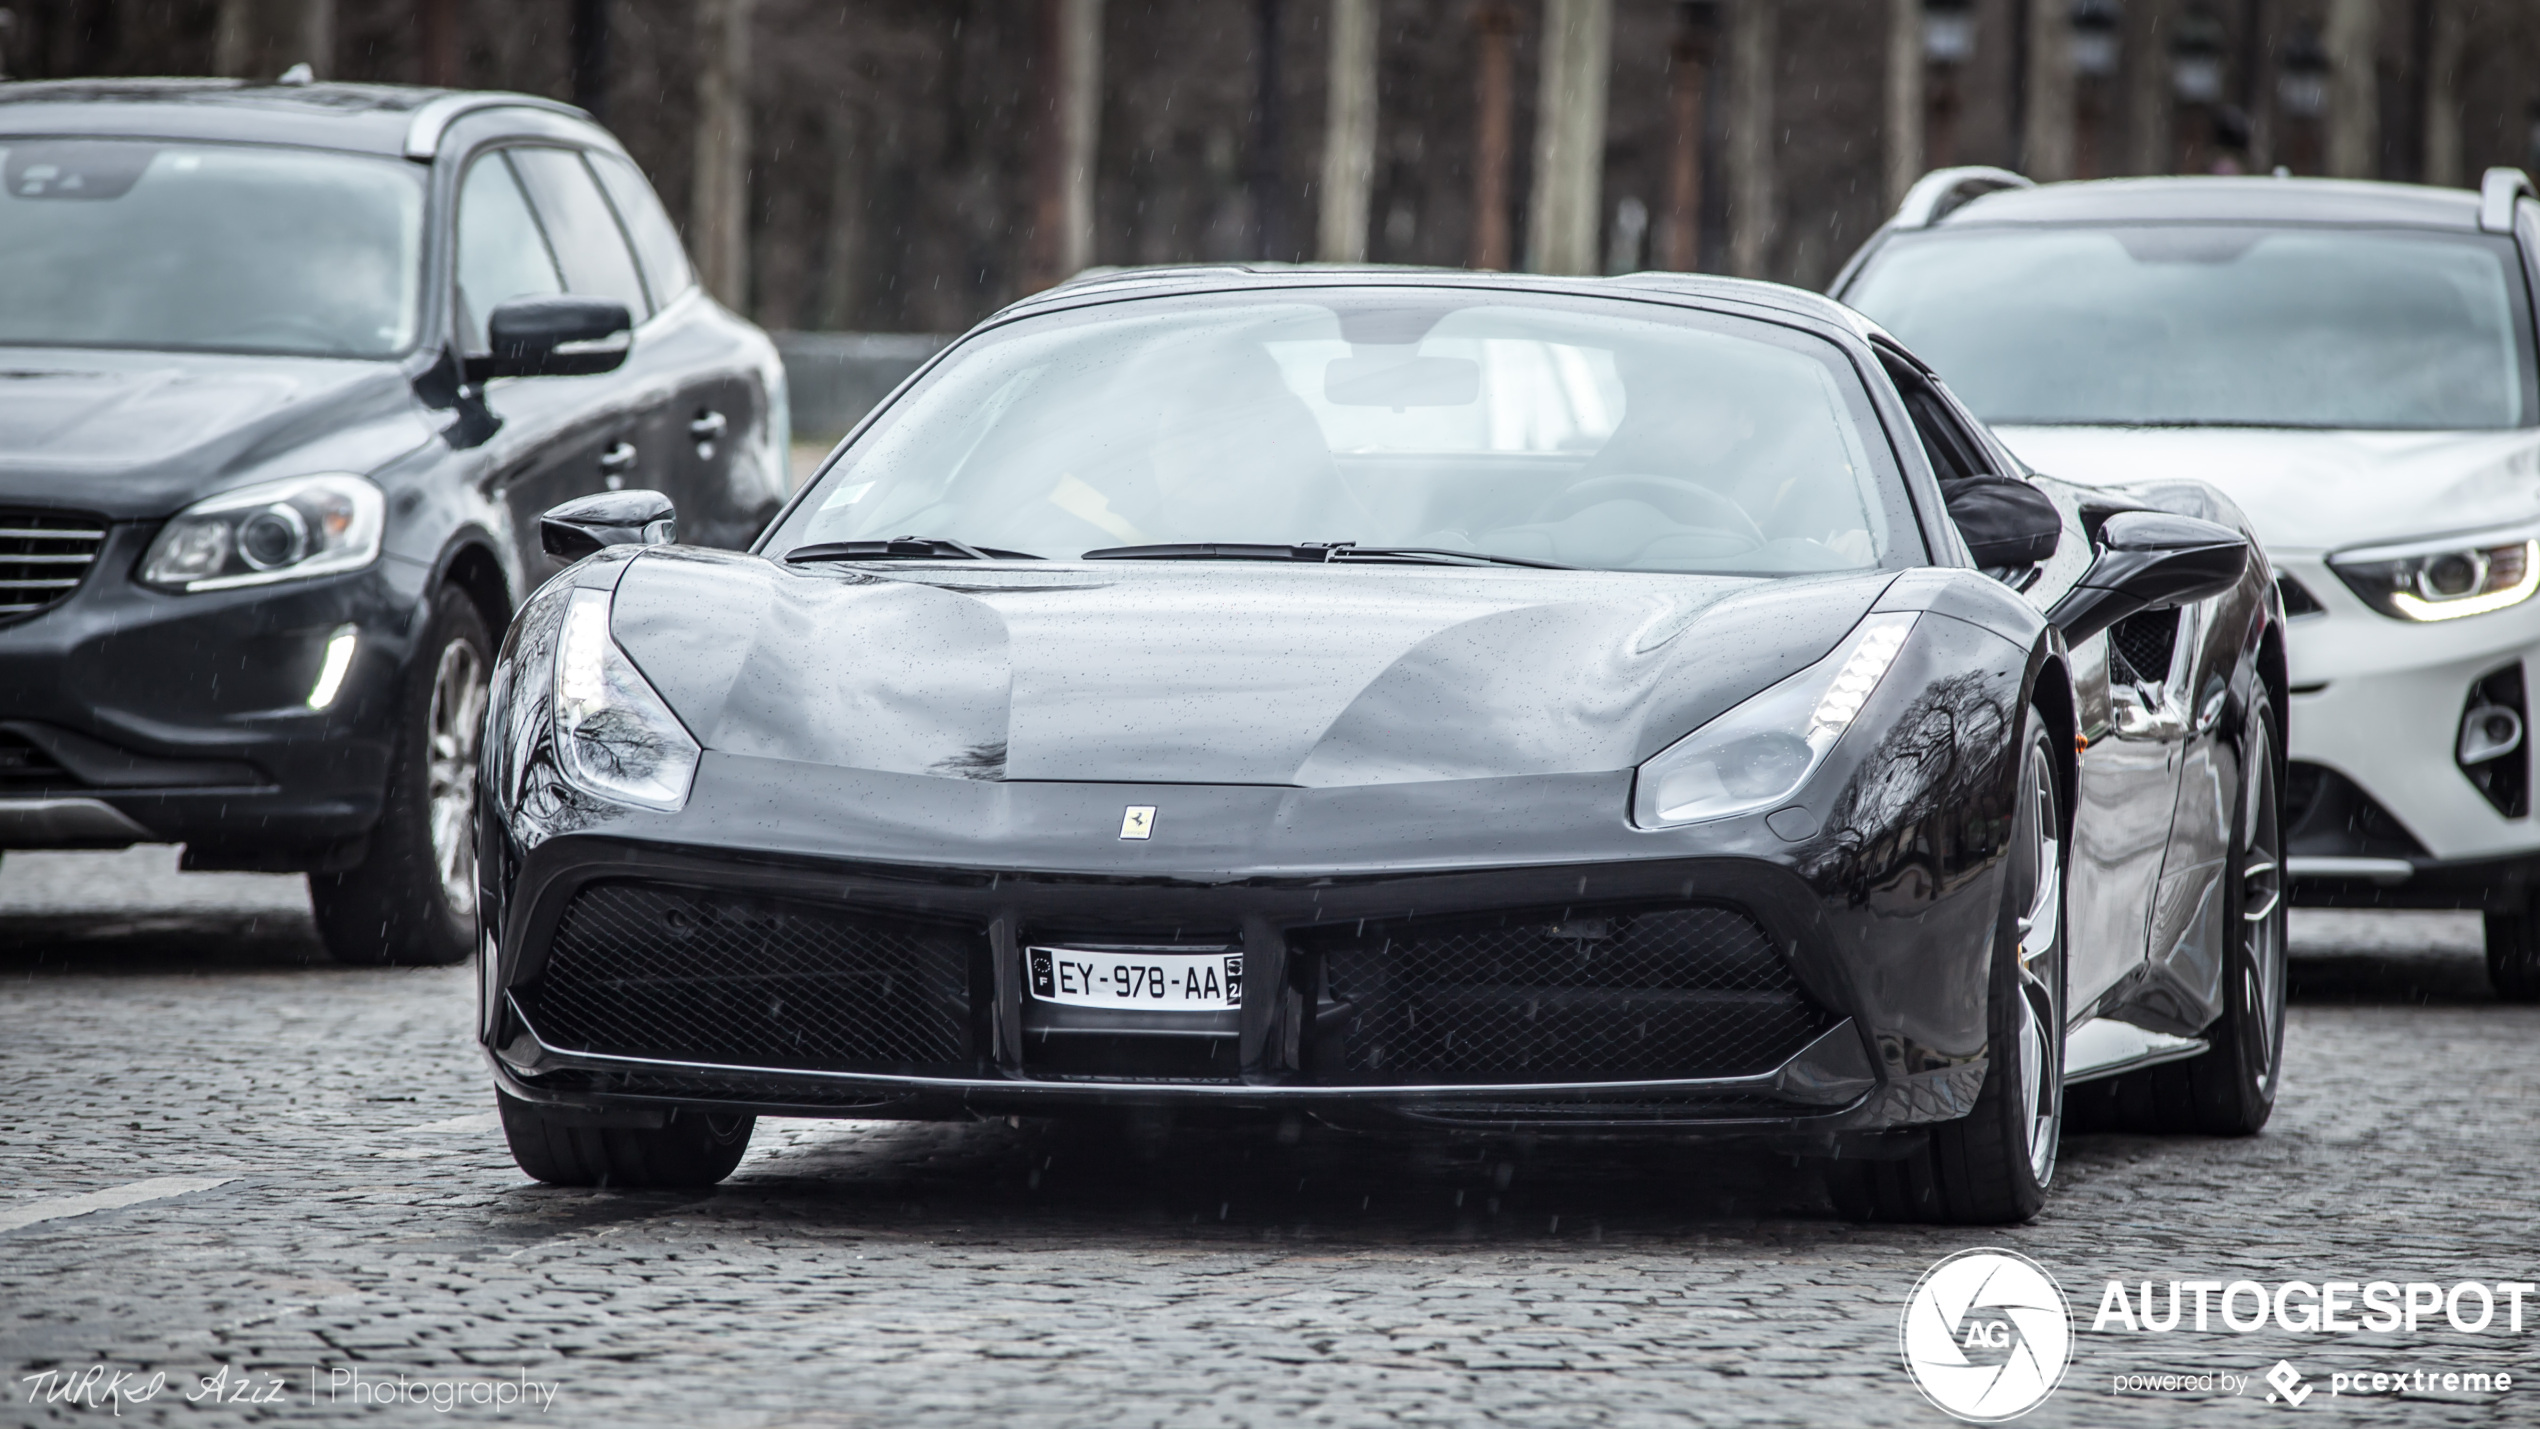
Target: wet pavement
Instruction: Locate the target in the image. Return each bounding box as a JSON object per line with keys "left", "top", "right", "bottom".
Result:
{"left": 3, "top": 846, "right": 2534, "bottom": 1425}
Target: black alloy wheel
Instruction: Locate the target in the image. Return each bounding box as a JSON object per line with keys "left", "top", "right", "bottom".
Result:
{"left": 311, "top": 585, "right": 491, "bottom": 968}
{"left": 2066, "top": 691, "right": 2288, "bottom": 1134}
{"left": 1829, "top": 707, "right": 2067, "bottom": 1225}
{"left": 497, "top": 1090, "right": 756, "bottom": 1188}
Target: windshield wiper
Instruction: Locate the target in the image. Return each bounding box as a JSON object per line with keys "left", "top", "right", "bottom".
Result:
{"left": 786, "top": 537, "right": 1044, "bottom": 563}
{"left": 1082, "top": 542, "right": 1570, "bottom": 570}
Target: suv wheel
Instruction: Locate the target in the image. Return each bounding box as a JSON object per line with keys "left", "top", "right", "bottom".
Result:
{"left": 311, "top": 586, "right": 491, "bottom": 967}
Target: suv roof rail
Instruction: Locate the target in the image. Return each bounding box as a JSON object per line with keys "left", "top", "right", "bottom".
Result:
{"left": 1892, "top": 166, "right": 2034, "bottom": 229}
{"left": 403, "top": 91, "right": 591, "bottom": 160}
{"left": 2480, "top": 167, "right": 2536, "bottom": 233}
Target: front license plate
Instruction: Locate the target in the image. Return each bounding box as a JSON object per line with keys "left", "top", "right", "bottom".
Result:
{"left": 1027, "top": 947, "right": 1243, "bottom": 1009}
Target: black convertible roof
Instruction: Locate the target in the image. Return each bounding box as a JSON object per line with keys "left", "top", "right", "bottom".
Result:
{"left": 0, "top": 78, "right": 591, "bottom": 158}
{"left": 1939, "top": 175, "right": 2485, "bottom": 231}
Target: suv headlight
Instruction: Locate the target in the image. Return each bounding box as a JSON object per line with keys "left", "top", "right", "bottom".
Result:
{"left": 553, "top": 588, "right": 700, "bottom": 812}
{"left": 1632, "top": 613, "right": 1915, "bottom": 829}
{"left": 140, "top": 474, "right": 384, "bottom": 592}
{"left": 2329, "top": 530, "right": 2540, "bottom": 622}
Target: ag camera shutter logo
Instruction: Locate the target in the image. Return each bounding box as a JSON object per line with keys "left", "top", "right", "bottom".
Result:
{"left": 1901, "top": 1249, "right": 2074, "bottom": 1421}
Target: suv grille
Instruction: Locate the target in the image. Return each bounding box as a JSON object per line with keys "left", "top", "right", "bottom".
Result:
{"left": 1302, "top": 903, "right": 1834, "bottom": 1085}
{"left": 524, "top": 882, "right": 980, "bottom": 1074}
{"left": 0, "top": 512, "right": 106, "bottom": 620}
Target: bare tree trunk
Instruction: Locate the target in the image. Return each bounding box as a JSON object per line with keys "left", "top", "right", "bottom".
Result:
{"left": 215, "top": 0, "right": 333, "bottom": 80}
{"left": 2123, "top": 0, "right": 2173, "bottom": 174}
{"left": 570, "top": 0, "right": 610, "bottom": 122}
{"left": 1026, "top": 0, "right": 1105, "bottom": 288}
{"left": 2020, "top": 0, "right": 2074, "bottom": 179}
{"left": 1525, "top": 0, "right": 1612, "bottom": 276}
{"left": 1659, "top": 12, "right": 1708, "bottom": 271}
{"left": 1469, "top": 2, "right": 1517, "bottom": 270}
{"left": 1884, "top": 0, "right": 1924, "bottom": 208}
{"left": 1318, "top": 0, "right": 1377, "bottom": 263}
{"left": 691, "top": 0, "right": 754, "bottom": 309}
{"left": 1725, "top": 0, "right": 1774, "bottom": 279}
{"left": 1251, "top": 0, "right": 1289, "bottom": 261}
{"left": 417, "top": 0, "right": 458, "bottom": 86}
{"left": 817, "top": 104, "right": 865, "bottom": 332}
{"left": 2324, "top": 0, "right": 2380, "bottom": 178}
{"left": 2422, "top": 0, "right": 2462, "bottom": 186}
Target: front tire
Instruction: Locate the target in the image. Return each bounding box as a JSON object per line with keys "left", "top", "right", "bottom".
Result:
{"left": 1829, "top": 709, "right": 2066, "bottom": 1225}
{"left": 498, "top": 1090, "right": 755, "bottom": 1188}
{"left": 311, "top": 586, "right": 491, "bottom": 968}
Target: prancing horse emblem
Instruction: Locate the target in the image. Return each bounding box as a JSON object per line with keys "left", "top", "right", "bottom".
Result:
{"left": 1119, "top": 805, "right": 1155, "bottom": 840}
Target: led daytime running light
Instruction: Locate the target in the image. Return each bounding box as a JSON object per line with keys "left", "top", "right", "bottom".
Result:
{"left": 1809, "top": 620, "right": 1911, "bottom": 746}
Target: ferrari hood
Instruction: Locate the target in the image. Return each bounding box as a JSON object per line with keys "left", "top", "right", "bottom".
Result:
{"left": 1996, "top": 425, "right": 2540, "bottom": 553}
{"left": 607, "top": 549, "right": 1895, "bottom": 788}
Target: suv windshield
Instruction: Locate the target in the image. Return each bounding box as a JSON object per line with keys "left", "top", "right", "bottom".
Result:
{"left": 774, "top": 289, "right": 1916, "bottom": 575}
{"left": 0, "top": 138, "right": 424, "bottom": 359}
{"left": 1845, "top": 225, "right": 2538, "bottom": 430}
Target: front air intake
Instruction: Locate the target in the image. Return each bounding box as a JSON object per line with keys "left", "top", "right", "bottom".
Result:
{"left": 522, "top": 882, "right": 981, "bottom": 1074}
{"left": 1298, "top": 903, "right": 1834, "bottom": 1085}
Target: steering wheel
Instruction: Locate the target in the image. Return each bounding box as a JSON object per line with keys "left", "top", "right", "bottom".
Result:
{"left": 1532, "top": 474, "right": 1766, "bottom": 549}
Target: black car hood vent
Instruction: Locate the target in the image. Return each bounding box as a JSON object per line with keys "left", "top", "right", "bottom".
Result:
{"left": 608, "top": 547, "right": 1895, "bottom": 788}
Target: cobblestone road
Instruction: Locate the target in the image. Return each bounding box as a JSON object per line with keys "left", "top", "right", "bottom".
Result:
{"left": 5, "top": 847, "right": 2537, "bottom": 1427}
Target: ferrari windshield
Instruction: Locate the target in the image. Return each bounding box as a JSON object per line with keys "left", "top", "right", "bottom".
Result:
{"left": 1845, "top": 225, "right": 2538, "bottom": 429}
{"left": 0, "top": 139, "right": 425, "bottom": 359}
{"left": 774, "top": 289, "right": 1917, "bottom": 574}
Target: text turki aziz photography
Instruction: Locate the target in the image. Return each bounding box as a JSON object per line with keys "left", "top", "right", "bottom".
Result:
{"left": 6, "top": 1, "right": 2540, "bottom": 1425}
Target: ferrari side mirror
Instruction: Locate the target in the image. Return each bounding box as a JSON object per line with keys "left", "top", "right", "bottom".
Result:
{"left": 2044, "top": 510, "right": 2248, "bottom": 644}
{"left": 541, "top": 489, "right": 677, "bottom": 562}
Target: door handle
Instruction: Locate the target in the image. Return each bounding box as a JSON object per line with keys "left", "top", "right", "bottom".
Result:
{"left": 688, "top": 410, "right": 728, "bottom": 443}
{"left": 598, "top": 441, "right": 637, "bottom": 490}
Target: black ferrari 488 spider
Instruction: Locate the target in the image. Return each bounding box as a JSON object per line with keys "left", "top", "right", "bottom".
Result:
{"left": 474, "top": 267, "right": 2286, "bottom": 1224}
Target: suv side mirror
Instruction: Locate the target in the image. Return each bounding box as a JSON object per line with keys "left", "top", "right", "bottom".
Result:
{"left": 541, "top": 490, "right": 676, "bottom": 562}
{"left": 2045, "top": 510, "right": 2248, "bottom": 644}
{"left": 476, "top": 296, "right": 632, "bottom": 381}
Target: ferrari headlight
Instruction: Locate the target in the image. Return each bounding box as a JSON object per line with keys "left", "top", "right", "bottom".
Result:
{"left": 552, "top": 588, "right": 700, "bottom": 812}
{"left": 1632, "top": 613, "right": 1916, "bottom": 829}
{"left": 2329, "top": 531, "right": 2540, "bottom": 622}
{"left": 140, "top": 474, "right": 384, "bottom": 592}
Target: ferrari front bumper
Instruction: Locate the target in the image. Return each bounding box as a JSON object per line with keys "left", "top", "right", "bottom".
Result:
{"left": 477, "top": 753, "right": 2009, "bottom": 1143}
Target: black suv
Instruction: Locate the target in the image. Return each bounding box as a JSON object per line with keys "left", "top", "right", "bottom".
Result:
{"left": 0, "top": 80, "right": 789, "bottom": 965}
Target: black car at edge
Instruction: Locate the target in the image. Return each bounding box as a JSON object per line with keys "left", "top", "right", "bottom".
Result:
{"left": 477, "top": 266, "right": 2285, "bottom": 1224}
{"left": 0, "top": 79, "right": 789, "bottom": 966}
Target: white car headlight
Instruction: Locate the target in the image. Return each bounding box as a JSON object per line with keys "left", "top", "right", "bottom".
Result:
{"left": 2329, "top": 529, "right": 2540, "bottom": 622}
{"left": 553, "top": 588, "right": 701, "bottom": 812}
{"left": 140, "top": 473, "right": 384, "bottom": 592}
{"left": 1632, "top": 613, "right": 1916, "bottom": 829}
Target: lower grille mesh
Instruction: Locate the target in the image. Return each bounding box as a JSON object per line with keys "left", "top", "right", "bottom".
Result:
{"left": 1307, "top": 904, "right": 1831, "bottom": 1084}
{"left": 527, "top": 882, "right": 977, "bottom": 1073}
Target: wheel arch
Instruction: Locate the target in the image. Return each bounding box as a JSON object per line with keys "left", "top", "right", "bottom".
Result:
{"left": 434, "top": 534, "right": 514, "bottom": 651}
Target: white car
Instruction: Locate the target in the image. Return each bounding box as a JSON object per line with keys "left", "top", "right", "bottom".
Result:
{"left": 1835, "top": 165, "right": 2540, "bottom": 1001}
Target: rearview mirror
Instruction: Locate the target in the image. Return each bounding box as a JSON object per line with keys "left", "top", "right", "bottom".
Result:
{"left": 541, "top": 489, "right": 676, "bottom": 562}
{"left": 2045, "top": 510, "right": 2248, "bottom": 644}
{"left": 1325, "top": 354, "right": 1480, "bottom": 407}
{"left": 476, "top": 296, "right": 632, "bottom": 381}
